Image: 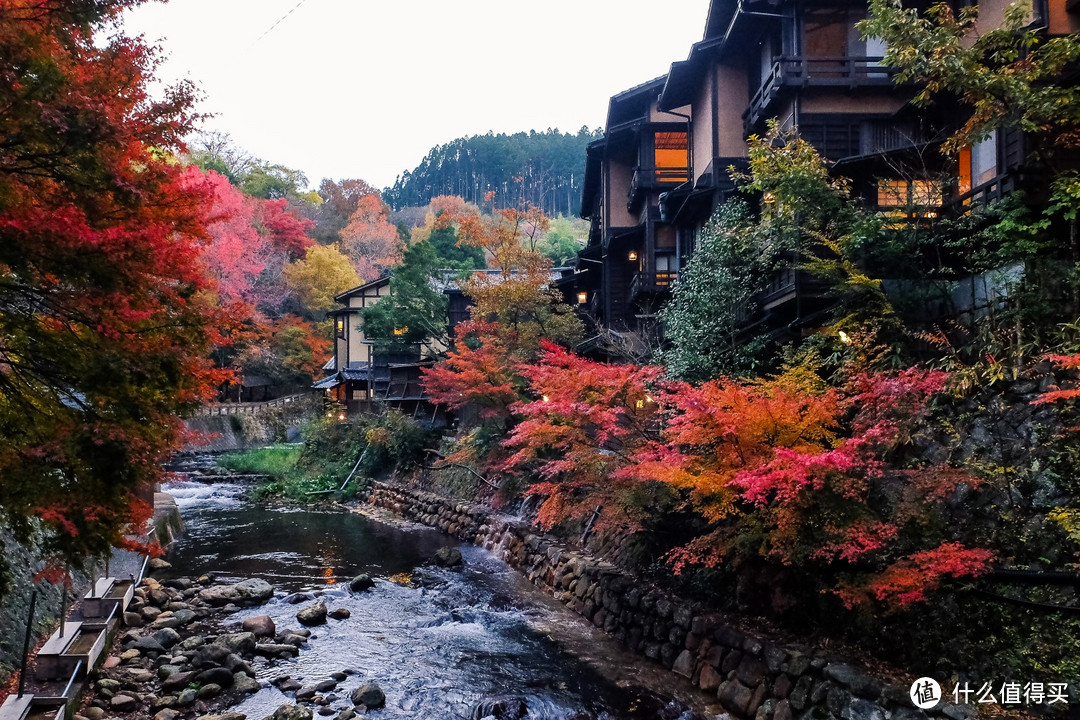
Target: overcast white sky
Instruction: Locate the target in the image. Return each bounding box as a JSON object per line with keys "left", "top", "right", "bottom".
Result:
{"left": 121, "top": 0, "right": 711, "bottom": 190}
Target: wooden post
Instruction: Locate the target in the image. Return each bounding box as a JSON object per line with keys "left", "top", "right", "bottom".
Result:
{"left": 17, "top": 590, "right": 37, "bottom": 698}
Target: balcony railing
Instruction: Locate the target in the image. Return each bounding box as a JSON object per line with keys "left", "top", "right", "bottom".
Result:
{"left": 628, "top": 166, "right": 690, "bottom": 209}
{"left": 629, "top": 271, "right": 680, "bottom": 299}
{"left": 745, "top": 56, "right": 898, "bottom": 127}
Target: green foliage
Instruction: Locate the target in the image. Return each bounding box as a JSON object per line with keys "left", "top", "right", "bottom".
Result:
{"left": 860, "top": 0, "right": 1080, "bottom": 152}
{"left": 427, "top": 222, "right": 486, "bottom": 270}
{"left": 661, "top": 200, "right": 770, "bottom": 380}
{"left": 218, "top": 445, "right": 301, "bottom": 477}
{"left": 384, "top": 127, "right": 602, "bottom": 216}
{"left": 361, "top": 241, "right": 450, "bottom": 350}
{"left": 536, "top": 216, "right": 586, "bottom": 266}
{"left": 251, "top": 409, "right": 434, "bottom": 501}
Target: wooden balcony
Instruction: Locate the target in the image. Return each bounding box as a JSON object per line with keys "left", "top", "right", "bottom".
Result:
{"left": 745, "top": 56, "right": 899, "bottom": 128}
{"left": 629, "top": 271, "right": 679, "bottom": 299}
{"left": 628, "top": 166, "right": 690, "bottom": 210}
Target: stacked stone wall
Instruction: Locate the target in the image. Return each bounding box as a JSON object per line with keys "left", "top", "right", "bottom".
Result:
{"left": 368, "top": 482, "right": 964, "bottom": 720}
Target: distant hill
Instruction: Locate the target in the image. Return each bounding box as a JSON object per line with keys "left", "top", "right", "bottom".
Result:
{"left": 384, "top": 127, "right": 602, "bottom": 216}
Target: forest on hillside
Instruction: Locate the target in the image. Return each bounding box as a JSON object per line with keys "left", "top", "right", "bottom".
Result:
{"left": 383, "top": 128, "right": 601, "bottom": 216}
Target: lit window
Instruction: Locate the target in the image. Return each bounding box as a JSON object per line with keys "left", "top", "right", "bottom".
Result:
{"left": 654, "top": 131, "right": 688, "bottom": 183}
{"left": 393, "top": 326, "right": 409, "bottom": 336}
{"left": 876, "top": 180, "right": 941, "bottom": 208}
{"left": 577, "top": 292, "right": 588, "bottom": 304}
{"left": 335, "top": 317, "right": 345, "bottom": 338}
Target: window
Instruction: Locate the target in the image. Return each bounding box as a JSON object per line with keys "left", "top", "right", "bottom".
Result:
{"left": 334, "top": 316, "right": 346, "bottom": 339}
{"left": 653, "top": 132, "right": 688, "bottom": 183}
{"left": 876, "top": 179, "right": 942, "bottom": 208}
{"left": 958, "top": 132, "right": 998, "bottom": 194}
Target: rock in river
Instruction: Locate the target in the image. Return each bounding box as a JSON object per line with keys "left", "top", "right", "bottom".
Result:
{"left": 296, "top": 601, "right": 327, "bottom": 626}
{"left": 243, "top": 614, "right": 276, "bottom": 637}
{"left": 433, "top": 547, "right": 463, "bottom": 567}
{"left": 199, "top": 578, "right": 274, "bottom": 606}
{"left": 350, "top": 681, "right": 385, "bottom": 709}
{"left": 348, "top": 574, "right": 374, "bottom": 592}
{"left": 266, "top": 705, "right": 313, "bottom": 720}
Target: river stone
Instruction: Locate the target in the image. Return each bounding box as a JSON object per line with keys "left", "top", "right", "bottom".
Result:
{"left": 124, "top": 611, "right": 145, "bottom": 627}
{"left": 218, "top": 631, "right": 258, "bottom": 655}
{"left": 154, "top": 627, "right": 182, "bottom": 649}
{"left": 297, "top": 601, "right": 328, "bottom": 626}
{"left": 199, "top": 578, "right": 274, "bottom": 606}
{"left": 672, "top": 649, "right": 695, "bottom": 678}
{"left": 348, "top": 575, "right": 374, "bottom": 592}
{"left": 161, "top": 670, "right": 197, "bottom": 692}
{"left": 97, "top": 678, "right": 121, "bottom": 693}
{"left": 328, "top": 607, "right": 350, "bottom": 620}
{"left": 199, "top": 666, "right": 236, "bottom": 687}
{"left": 267, "top": 705, "right": 313, "bottom": 720}
{"left": 81, "top": 709, "right": 106, "bottom": 720}
{"left": 197, "top": 714, "right": 247, "bottom": 720}
{"left": 243, "top": 615, "right": 277, "bottom": 637}
{"left": 350, "top": 681, "right": 386, "bottom": 708}
{"left": 336, "top": 710, "right": 356, "bottom": 720}
{"left": 193, "top": 643, "right": 231, "bottom": 668}
{"left": 110, "top": 695, "right": 139, "bottom": 712}
{"left": 283, "top": 592, "right": 315, "bottom": 604}
{"left": 234, "top": 672, "right": 261, "bottom": 693}
{"left": 155, "top": 709, "right": 181, "bottom": 720}
{"left": 470, "top": 696, "right": 527, "bottom": 719}
{"left": 825, "top": 663, "right": 882, "bottom": 699}
{"left": 128, "top": 635, "right": 167, "bottom": 654}
{"left": 197, "top": 683, "right": 223, "bottom": 699}
{"left": 434, "top": 547, "right": 463, "bottom": 567}
{"left": 315, "top": 679, "right": 338, "bottom": 692}
{"left": 255, "top": 643, "right": 301, "bottom": 658}
{"left": 842, "top": 699, "right": 887, "bottom": 720}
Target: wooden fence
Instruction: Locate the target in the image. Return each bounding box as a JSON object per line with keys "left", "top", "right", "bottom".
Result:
{"left": 193, "top": 391, "right": 320, "bottom": 417}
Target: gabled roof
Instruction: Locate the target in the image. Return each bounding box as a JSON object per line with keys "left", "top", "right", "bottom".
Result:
{"left": 606, "top": 75, "right": 667, "bottom": 129}
{"left": 333, "top": 275, "right": 390, "bottom": 303}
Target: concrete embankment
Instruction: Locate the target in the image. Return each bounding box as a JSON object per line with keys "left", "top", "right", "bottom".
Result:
{"left": 368, "top": 482, "right": 957, "bottom": 720}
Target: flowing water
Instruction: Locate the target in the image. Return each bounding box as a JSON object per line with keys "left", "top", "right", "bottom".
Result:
{"left": 161, "top": 478, "right": 715, "bottom": 720}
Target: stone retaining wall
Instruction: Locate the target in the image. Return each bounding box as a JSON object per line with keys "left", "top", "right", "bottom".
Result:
{"left": 369, "top": 482, "right": 967, "bottom": 720}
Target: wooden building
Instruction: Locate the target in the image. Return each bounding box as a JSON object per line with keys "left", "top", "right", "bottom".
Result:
{"left": 577, "top": 0, "right": 1080, "bottom": 343}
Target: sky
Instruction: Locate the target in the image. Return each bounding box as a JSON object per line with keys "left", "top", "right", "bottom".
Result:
{"left": 121, "top": 0, "right": 712, "bottom": 190}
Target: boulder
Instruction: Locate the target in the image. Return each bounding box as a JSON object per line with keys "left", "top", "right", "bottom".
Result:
{"left": 433, "top": 547, "right": 463, "bottom": 567}
{"left": 217, "top": 631, "right": 257, "bottom": 655}
{"left": 155, "top": 710, "right": 182, "bottom": 720}
{"left": 199, "top": 578, "right": 274, "bottom": 606}
{"left": 267, "top": 705, "right": 314, "bottom": 720}
{"left": 469, "top": 696, "right": 527, "bottom": 719}
{"left": 328, "top": 607, "right": 350, "bottom": 620}
{"left": 350, "top": 681, "right": 385, "bottom": 708}
{"left": 198, "top": 666, "right": 235, "bottom": 687}
{"left": 347, "top": 575, "right": 374, "bottom": 592}
{"left": 297, "top": 601, "right": 328, "bottom": 626}
{"left": 254, "top": 643, "right": 301, "bottom": 658}
{"left": 128, "top": 636, "right": 166, "bottom": 655}
{"left": 153, "top": 628, "right": 182, "bottom": 649}
{"left": 234, "top": 673, "right": 261, "bottom": 694}
{"left": 161, "top": 671, "right": 197, "bottom": 693}
{"left": 110, "top": 695, "right": 139, "bottom": 712}
{"left": 243, "top": 615, "right": 277, "bottom": 638}
{"left": 197, "top": 683, "right": 222, "bottom": 699}
{"left": 192, "top": 643, "right": 231, "bottom": 668}
{"left": 283, "top": 592, "right": 315, "bottom": 605}
{"left": 148, "top": 558, "right": 173, "bottom": 570}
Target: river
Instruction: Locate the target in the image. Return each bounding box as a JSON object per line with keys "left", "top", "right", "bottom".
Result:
{"left": 160, "top": 478, "right": 713, "bottom": 720}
